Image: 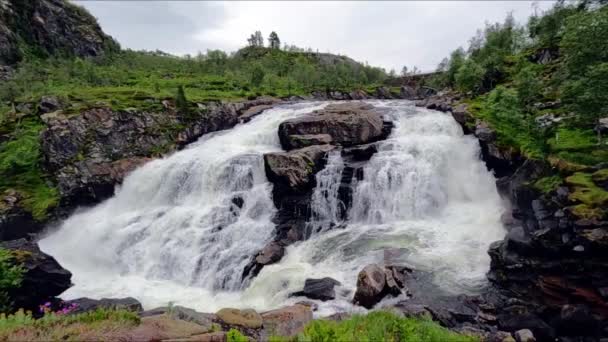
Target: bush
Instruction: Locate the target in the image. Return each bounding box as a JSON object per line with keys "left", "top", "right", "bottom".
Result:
{"left": 0, "top": 249, "right": 24, "bottom": 313}
{"left": 455, "top": 59, "right": 485, "bottom": 94}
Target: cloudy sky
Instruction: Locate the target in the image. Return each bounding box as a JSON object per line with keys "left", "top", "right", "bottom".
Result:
{"left": 76, "top": 1, "right": 554, "bottom": 72}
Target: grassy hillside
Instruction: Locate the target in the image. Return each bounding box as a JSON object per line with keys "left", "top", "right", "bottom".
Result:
{"left": 0, "top": 0, "right": 388, "bottom": 220}
{"left": 426, "top": 1, "right": 608, "bottom": 219}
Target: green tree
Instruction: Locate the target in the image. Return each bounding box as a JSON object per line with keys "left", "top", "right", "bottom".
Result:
{"left": 514, "top": 61, "right": 543, "bottom": 109}
{"left": 268, "top": 31, "right": 281, "bottom": 49}
{"left": 250, "top": 65, "right": 265, "bottom": 88}
{"left": 455, "top": 59, "right": 485, "bottom": 93}
{"left": 563, "top": 63, "right": 608, "bottom": 143}
{"left": 446, "top": 48, "right": 466, "bottom": 86}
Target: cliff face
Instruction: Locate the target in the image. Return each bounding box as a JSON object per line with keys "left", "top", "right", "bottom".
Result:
{"left": 0, "top": 0, "right": 118, "bottom": 65}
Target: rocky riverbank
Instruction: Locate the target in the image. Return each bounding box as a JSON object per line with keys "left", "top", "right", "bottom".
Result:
{"left": 416, "top": 92, "right": 608, "bottom": 341}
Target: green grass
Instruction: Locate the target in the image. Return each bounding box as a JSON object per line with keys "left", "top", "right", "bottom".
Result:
{"left": 294, "top": 311, "right": 477, "bottom": 342}
{"left": 548, "top": 128, "right": 598, "bottom": 152}
{"left": 0, "top": 118, "right": 59, "bottom": 220}
{"left": 0, "top": 308, "right": 140, "bottom": 341}
{"left": 227, "top": 328, "right": 249, "bottom": 342}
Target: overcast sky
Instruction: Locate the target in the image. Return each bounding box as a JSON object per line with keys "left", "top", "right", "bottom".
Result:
{"left": 76, "top": 1, "right": 555, "bottom": 72}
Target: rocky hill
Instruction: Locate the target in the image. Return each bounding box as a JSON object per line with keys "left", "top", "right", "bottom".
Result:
{"left": 0, "top": 0, "right": 118, "bottom": 65}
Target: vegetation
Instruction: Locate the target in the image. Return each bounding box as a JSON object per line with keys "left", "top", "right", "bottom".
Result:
{"left": 0, "top": 249, "right": 24, "bottom": 313}
{"left": 0, "top": 308, "right": 140, "bottom": 341}
{"left": 0, "top": 27, "right": 387, "bottom": 220}
{"left": 295, "top": 311, "right": 477, "bottom": 342}
{"left": 430, "top": 0, "right": 608, "bottom": 220}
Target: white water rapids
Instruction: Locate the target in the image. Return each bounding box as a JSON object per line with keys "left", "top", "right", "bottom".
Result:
{"left": 40, "top": 100, "right": 505, "bottom": 315}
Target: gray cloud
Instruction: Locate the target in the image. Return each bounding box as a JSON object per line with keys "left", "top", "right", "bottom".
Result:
{"left": 77, "top": 1, "right": 554, "bottom": 71}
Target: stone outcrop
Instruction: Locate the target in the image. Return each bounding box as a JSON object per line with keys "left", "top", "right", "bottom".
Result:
{"left": 278, "top": 102, "right": 391, "bottom": 150}
{"left": 38, "top": 97, "right": 282, "bottom": 210}
{"left": 353, "top": 264, "right": 410, "bottom": 309}
{"left": 0, "top": 0, "right": 119, "bottom": 65}
{"left": 243, "top": 103, "right": 393, "bottom": 281}
{"left": 0, "top": 238, "right": 72, "bottom": 312}
{"left": 66, "top": 297, "right": 143, "bottom": 314}
{"left": 291, "top": 277, "right": 342, "bottom": 301}
{"left": 0, "top": 190, "right": 40, "bottom": 241}
{"left": 264, "top": 145, "right": 336, "bottom": 193}
{"left": 424, "top": 91, "right": 608, "bottom": 340}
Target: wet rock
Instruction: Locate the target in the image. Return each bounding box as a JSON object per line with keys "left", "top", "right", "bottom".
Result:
{"left": 65, "top": 297, "right": 143, "bottom": 314}
{"left": 264, "top": 145, "right": 335, "bottom": 192}
{"left": 0, "top": 190, "right": 42, "bottom": 241}
{"left": 260, "top": 304, "right": 313, "bottom": 338}
{"left": 242, "top": 241, "right": 285, "bottom": 280}
{"left": 353, "top": 264, "right": 408, "bottom": 309}
{"left": 40, "top": 99, "right": 281, "bottom": 211}
{"left": 215, "top": 308, "right": 263, "bottom": 329}
{"left": 286, "top": 134, "right": 333, "bottom": 149}
{"left": 400, "top": 85, "right": 417, "bottom": 100}
{"left": 497, "top": 306, "right": 554, "bottom": 341}
{"left": 451, "top": 104, "right": 474, "bottom": 134}
{"left": 291, "top": 277, "right": 342, "bottom": 301}
{"left": 475, "top": 122, "right": 497, "bottom": 142}
{"left": 375, "top": 86, "right": 394, "bottom": 99}
{"left": 558, "top": 304, "right": 598, "bottom": 337}
{"left": 349, "top": 89, "right": 369, "bottom": 100}
{"left": 488, "top": 331, "right": 516, "bottom": 342}
{"left": 0, "top": 239, "right": 72, "bottom": 312}
{"left": 514, "top": 329, "right": 535, "bottom": 342}
{"left": 239, "top": 104, "right": 274, "bottom": 123}
{"left": 353, "top": 264, "right": 387, "bottom": 309}
{"left": 342, "top": 143, "right": 378, "bottom": 161}
{"left": 278, "top": 102, "right": 387, "bottom": 151}
{"left": 38, "top": 96, "right": 61, "bottom": 114}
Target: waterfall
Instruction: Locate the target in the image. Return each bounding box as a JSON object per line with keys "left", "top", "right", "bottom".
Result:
{"left": 40, "top": 100, "right": 505, "bottom": 314}
{"left": 306, "top": 151, "right": 345, "bottom": 237}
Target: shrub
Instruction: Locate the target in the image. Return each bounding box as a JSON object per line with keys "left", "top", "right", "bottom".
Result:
{"left": 0, "top": 249, "right": 24, "bottom": 313}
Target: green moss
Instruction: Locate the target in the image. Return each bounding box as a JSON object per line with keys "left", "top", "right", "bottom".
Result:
{"left": 533, "top": 175, "right": 563, "bottom": 194}
{"left": 565, "top": 172, "right": 608, "bottom": 219}
{"left": 0, "top": 248, "right": 25, "bottom": 313}
{"left": 592, "top": 169, "right": 608, "bottom": 183}
{"left": 296, "top": 311, "right": 478, "bottom": 342}
{"left": 569, "top": 204, "right": 606, "bottom": 220}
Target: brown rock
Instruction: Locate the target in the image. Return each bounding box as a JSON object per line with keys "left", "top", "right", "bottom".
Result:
{"left": 353, "top": 264, "right": 387, "bottom": 309}
{"left": 264, "top": 145, "right": 335, "bottom": 192}
{"left": 260, "top": 304, "right": 313, "bottom": 338}
{"left": 216, "top": 308, "right": 263, "bottom": 329}
{"left": 278, "top": 102, "right": 386, "bottom": 150}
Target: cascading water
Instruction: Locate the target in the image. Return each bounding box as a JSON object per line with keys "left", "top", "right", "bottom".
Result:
{"left": 40, "top": 100, "right": 505, "bottom": 314}
{"left": 305, "top": 151, "right": 345, "bottom": 237}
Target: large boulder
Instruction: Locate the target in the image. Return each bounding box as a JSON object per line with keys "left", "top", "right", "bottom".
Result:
{"left": 215, "top": 308, "right": 263, "bottom": 329}
{"left": 277, "top": 102, "right": 387, "bottom": 151}
{"left": 0, "top": 239, "right": 72, "bottom": 312}
{"left": 65, "top": 297, "right": 143, "bottom": 314}
{"left": 353, "top": 264, "right": 409, "bottom": 309}
{"left": 0, "top": 190, "right": 41, "bottom": 241}
{"left": 260, "top": 304, "right": 313, "bottom": 338}
{"left": 264, "top": 145, "right": 335, "bottom": 193}
{"left": 242, "top": 241, "right": 285, "bottom": 280}
{"left": 291, "top": 277, "right": 342, "bottom": 301}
